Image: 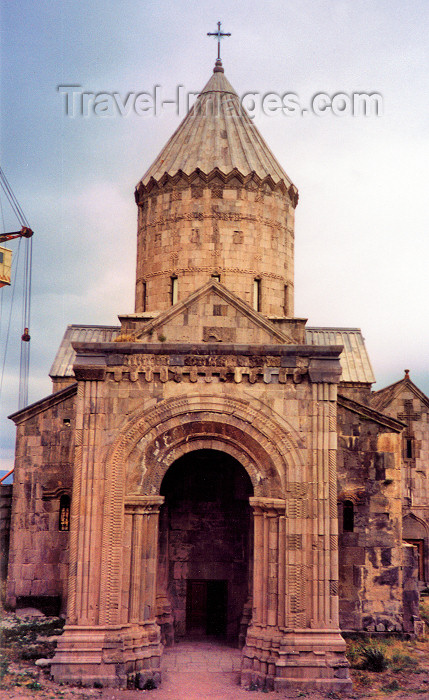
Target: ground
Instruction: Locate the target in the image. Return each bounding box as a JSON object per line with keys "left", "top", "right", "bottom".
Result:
{"left": 2, "top": 610, "right": 429, "bottom": 700}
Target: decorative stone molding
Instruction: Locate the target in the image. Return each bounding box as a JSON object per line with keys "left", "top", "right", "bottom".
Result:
{"left": 338, "top": 489, "right": 365, "bottom": 505}
{"left": 42, "top": 485, "right": 72, "bottom": 500}
{"left": 105, "top": 365, "right": 303, "bottom": 385}
{"left": 135, "top": 167, "right": 298, "bottom": 206}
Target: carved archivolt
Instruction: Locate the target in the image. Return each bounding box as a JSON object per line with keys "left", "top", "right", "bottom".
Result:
{"left": 110, "top": 394, "right": 304, "bottom": 498}
{"left": 338, "top": 489, "right": 365, "bottom": 505}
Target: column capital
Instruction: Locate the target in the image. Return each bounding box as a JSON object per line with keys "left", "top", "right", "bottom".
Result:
{"left": 124, "top": 495, "right": 165, "bottom": 514}
{"left": 249, "top": 497, "right": 286, "bottom": 515}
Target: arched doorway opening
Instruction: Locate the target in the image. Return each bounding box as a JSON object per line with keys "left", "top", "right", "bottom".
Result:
{"left": 403, "top": 514, "right": 428, "bottom": 582}
{"left": 157, "top": 449, "right": 253, "bottom": 646}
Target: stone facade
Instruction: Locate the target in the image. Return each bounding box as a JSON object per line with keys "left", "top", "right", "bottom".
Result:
{"left": 6, "top": 385, "right": 76, "bottom": 614}
{"left": 3, "top": 56, "right": 427, "bottom": 693}
{"left": 0, "top": 484, "right": 12, "bottom": 581}
{"left": 372, "top": 373, "right": 429, "bottom": 584}
{"left": 45, "top": 330, "right": 350, "bottom": 690}
{"left": 337, "top": 395, "right": 404, "bottom": 632}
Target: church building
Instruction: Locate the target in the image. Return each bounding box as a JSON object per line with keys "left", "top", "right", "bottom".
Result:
{"left": 4, "top": 50, "right": 427, "bottom": 692}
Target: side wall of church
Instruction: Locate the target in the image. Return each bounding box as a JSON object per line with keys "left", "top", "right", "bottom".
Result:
{"left": 380, "top": 388, "right": 429, "bottom": 509}
{"left": 7, "top": 391, "right": 76, "bottom": 613}
{"left": 375, "top": 385, "right": 429, "bottom": 583}
{"left": 337, "top": 405, "right": 403, "bottom": 632}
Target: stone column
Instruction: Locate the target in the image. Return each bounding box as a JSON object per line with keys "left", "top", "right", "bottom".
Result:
{"left": 66, "top": 379, "right": 105, "bottom": 626}
{"left": 51, "top": 378, "right": 115, "bottom": 686}
{"left": 52, "top": 492, "right": 165, "bottom": 688}
{"left": 242, "top": 498, "right": 286, "bottom": 689}
{"left": 248, "top": 498, "right": 286, "bottom": 629}
{"left": 122, "top": 496, "right": 165, "bottom": 687}
{"left": 126, "top": 496, "right": 164, "bottom": 623}
{"left": 52, "top": 373, "right": 165, "bottom": 688}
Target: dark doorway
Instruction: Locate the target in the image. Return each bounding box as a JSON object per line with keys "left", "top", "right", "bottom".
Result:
{"left": 158, "top": 449, "right": 253, "bottom": 644}
{"left": 186, "top": 579, "right": 227, "bottom": 637}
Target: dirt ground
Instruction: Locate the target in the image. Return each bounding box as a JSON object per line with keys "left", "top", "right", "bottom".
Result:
{"left": 0, "top": 668, "right": 429, "bottom": 700}
{"left": 2, "top": 651, "right": 429, "bottom": 700}
{"left": 2, "top": 611, "right": 429, "bottom": 700}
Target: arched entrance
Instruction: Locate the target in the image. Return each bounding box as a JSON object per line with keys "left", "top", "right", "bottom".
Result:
{"left": 157, "top": 449, "right": 253, "bottom": 646}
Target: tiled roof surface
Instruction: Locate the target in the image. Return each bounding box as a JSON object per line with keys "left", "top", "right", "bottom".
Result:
{"left": 305, "top": 327, "right": 375, "bottom": 384}
{"left": 137, "top": 62, "right": 294, "bottom": 189}
{"left": 49, "top": 324, "right": 120, "bottom": 378}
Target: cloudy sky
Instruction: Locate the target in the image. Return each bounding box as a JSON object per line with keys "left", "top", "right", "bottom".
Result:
{"left": 1, "top": 0, "right": 428, "bottom": 472}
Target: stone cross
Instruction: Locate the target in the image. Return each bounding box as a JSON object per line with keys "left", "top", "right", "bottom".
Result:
{"left": 398, "top": 399, "right": 421, "bottom": 428}
{"left": 207, "top": 21, "right": 231, "bottom": 60}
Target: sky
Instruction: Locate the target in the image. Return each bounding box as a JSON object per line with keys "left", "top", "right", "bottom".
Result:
{"left": 1, "top": 0, "right": 428, "bottom": 473}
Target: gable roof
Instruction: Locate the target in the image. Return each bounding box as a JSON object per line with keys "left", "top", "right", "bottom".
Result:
{"left": 136, "top": 60, "right": 296, "bottom": 195}
{"left": 305, "top": 327, "right": 375, "bottom": 385}
{"left": 371, "top": 371, "right": 429, "bottom": 412}
{"left": 9, "top": 382, "right": 78, "bottom": 424}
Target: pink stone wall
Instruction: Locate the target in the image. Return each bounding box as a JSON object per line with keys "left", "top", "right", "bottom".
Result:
{"left": 135, "top": 179, "right": 295, "bottom": 317}
{"left": 7, "top": 390, "right": 76, "bottom": 612}
{"left": 337, "top": 406, "right": 403, "bottom": 632}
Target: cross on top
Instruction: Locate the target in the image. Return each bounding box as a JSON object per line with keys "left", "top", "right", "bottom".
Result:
{"left": 207, "top": 21, "right": 231, "bottom": 60}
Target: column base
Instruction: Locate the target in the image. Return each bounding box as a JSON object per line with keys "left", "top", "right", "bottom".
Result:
{"left": 241, "top": 625, "right": 352, "bottom": 693}
{"left": 50, "top": 621, "right": 163, "bottom": 688}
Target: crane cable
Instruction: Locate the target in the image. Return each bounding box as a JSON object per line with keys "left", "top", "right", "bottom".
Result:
{"left": 0, "top": 166, "right": 33, "bottom": 410}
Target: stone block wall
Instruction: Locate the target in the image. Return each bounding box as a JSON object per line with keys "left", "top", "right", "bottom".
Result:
{"left": 7, "top": 386, "right": 76, "bottom": 612}
{"left": 372, "top": 381, "right": 429, "bottom": 583}
{"left": 402, "top": 543, "right": 420, "bottom": 634}
{"left": 337, "top": 403, "right": 403, "bottom": 632}
{"left": 380, "top": 386, "right": 429, "bottom": 509}
{"left": 0, "top": 484, "right": 12, "bottom": 581}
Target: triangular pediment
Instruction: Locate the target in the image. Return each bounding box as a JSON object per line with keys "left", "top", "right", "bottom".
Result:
{"left": 372, "top": 374, "right": 429, "bottom": 413}
{"left": 135, "top": 281, "right": 296, "bottom": 345}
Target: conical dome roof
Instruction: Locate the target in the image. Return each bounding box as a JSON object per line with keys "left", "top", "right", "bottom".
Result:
{"left": 137, "top": 60, "right": 295, "bottom": 190}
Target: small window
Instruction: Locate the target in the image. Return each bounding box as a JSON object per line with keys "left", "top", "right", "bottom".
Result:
{"left": 284, "top": 285, "right": 288, "bottom": 316}
{"left": 142, "top": 281, "right": 147, "bottom": 312}
{"left": 343, "top": 500, "right": 354, "bottom": 532}
{"left": 253, "top": 278, "right": 261, "bottom": 312}
{"left": 0, "top": 252, "right": 3, "bottom": 263}
{"left": 211, "top": 274, "right": 220, "bottom": 282}
{"left": 59, "top": 495, "right": 71, "bottom": 532}
{"left": 170, "top": 276, "right": 178, "bottom": 305}
{"left": 405, "top": 437, "right": 413, "bottom": 459}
